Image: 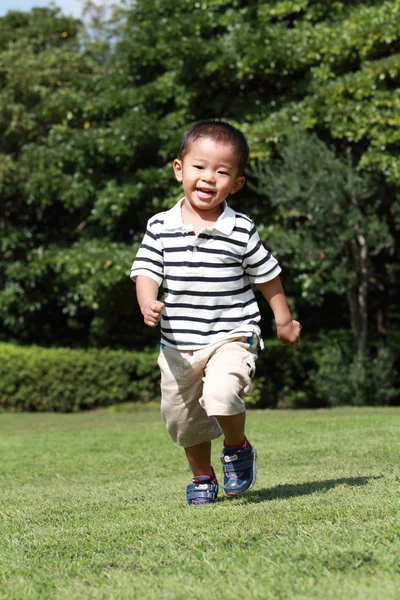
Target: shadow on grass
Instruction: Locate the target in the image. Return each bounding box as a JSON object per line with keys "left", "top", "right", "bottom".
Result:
{"left": 220, "top": 475, "right": 383, "bottom": 504}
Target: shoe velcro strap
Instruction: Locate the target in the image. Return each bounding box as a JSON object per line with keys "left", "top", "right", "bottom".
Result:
{"left": 222, "top": 458, "right": 253, "bottom": 473}
{"left": 186, "top": 482, "right": 218, "bottom": 502}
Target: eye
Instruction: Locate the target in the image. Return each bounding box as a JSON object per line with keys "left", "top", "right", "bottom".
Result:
{"left": 193, "top": 165, "right": 203, "bottom": 170}
{"left": 218, "top": 170, "right": 229, "bottom": 176}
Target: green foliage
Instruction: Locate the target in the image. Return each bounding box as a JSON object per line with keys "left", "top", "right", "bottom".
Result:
{"left": 248, "top": 338, "right": 319, "bottom": 409}
{"left": 0, "top": 4, "right": 181, "bottom": 345}
{"left": 0, "top": 342, "right": 159, "bottom": 412}
{"left": 0, "top": 240, "right": 139, "bottom": 346}
{"left": 241, "top": 1, "right": 400, "bottom": 181}
{"left": 250, "top": 333, "right": 399, "bottom": 409}
{"left": 311, "top": 342, "right": 399, "bottom": 407}
{"left": 0, "top": 0, "right": 399, "bottom": 367}
{"left": 252, "top": 131, "right": 392, "bottom": 285}
{"left": 0, "top": 333, "right": 398, "bottom": 412}
{"left": 250, "top": 128, "right": 400, "bottom": 361}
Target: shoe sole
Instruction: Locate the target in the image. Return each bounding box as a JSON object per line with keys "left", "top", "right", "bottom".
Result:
{"left": 225, "top": 447, "right": 257, "bottom": 497}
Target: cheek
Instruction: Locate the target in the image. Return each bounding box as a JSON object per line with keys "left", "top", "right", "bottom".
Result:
{"left": 218, "top": 176, "right": 232, "bottom": 187}
{"left": 227, "top": 179, "right": 239, "bottom": 192}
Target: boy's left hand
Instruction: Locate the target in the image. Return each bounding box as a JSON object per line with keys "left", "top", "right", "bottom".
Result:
{"left": 276, "top": 320, "right": 302, "bottom": 347}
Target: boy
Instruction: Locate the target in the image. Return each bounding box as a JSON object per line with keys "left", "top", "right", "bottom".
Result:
{"left": 131, "top": 121, "right": 301, "bottom": 506}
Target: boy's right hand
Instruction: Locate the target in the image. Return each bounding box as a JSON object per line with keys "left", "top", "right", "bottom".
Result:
{"left": 142, "top": 300, "right": 165, "bottom": 327}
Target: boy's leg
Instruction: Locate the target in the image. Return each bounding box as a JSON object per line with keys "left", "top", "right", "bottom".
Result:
{"left": 185, "top": 441, "right": 212, "bottom": 477}
{"left": 216, "top": 412, "right": 256, "bottom": 496}
{"left": 185, "top": 441, "right": 219, "bottom": 506}
{"left": 201, "top": 338, "right": 258, "bottom": 496}
{"left": 215, "top": 412, "right": 246, "bottom": 447}
{"left": 158, "top": 346, "right": 221, "bottom": 505}
{"left": 158, "top": 346, "right": 222, "bottom": 449}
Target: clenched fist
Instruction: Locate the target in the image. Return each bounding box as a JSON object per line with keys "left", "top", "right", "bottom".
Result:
{"left": 276, "top": 320, "right": 302, "bottom": 347}
{"left": 141, "top": 300, "right": 165, "bottom": 327}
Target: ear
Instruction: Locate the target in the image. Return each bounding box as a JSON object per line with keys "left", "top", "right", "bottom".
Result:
{"left": 173, "top": 159, "right": 183, "bottom": 182}
{"left": 230, "top": 176, "right": 245, "bottom": 195}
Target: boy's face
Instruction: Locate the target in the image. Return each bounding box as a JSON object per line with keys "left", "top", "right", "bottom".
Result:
{"left": 173, "top": 137, "right": 245, "bottom": 215}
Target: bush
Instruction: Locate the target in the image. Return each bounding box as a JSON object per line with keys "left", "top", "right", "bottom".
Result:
{"left": 249, "top": 334, "right": 399, "bottom": 409}
{"left": 0, "top": 342, "right": 159, "bottom": 412}
{"left": 311, "top": 342, "right": 399, "bottom": 407}
{"left": 1, "top": 335, "right": 398, "bottom": 412}
{"left": 248, "top": 338, "right": 319, "bottom": 409}
{"left": 1, "top": 339, "right": 319, "bottom": 413}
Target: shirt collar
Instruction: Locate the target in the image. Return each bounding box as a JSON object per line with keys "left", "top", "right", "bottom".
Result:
{"left": 163, "top": 198, "right": 236, "bottom": 236}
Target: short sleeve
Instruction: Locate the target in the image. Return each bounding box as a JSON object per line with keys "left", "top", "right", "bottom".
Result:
{"left": 242, "top": 221, "right": 282, "bottom": 283}
{"left": 130, "top": 219, "right": 164, "bottom": 286}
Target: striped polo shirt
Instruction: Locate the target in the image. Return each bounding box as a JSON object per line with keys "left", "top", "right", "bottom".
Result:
{"left": 130, "top": 198, "right": 281, "bottom": 350}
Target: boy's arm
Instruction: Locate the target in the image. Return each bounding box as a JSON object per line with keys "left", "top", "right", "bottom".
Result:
{"left": 136, "top": 275, "right": 165, "bottom": 328}
{"left": 258, "top": 277, "right": 301, "bottom": 346}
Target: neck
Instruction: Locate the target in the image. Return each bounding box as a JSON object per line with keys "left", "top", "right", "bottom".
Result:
{"left": 181, "top": 199, "right": 225, "bottom": 235}
{"left": 182, "top": 199, "right": 224, "bottom": 223}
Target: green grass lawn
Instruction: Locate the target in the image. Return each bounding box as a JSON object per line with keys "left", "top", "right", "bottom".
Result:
{"left": 0, "top": 406, "right": 399, "bottom": 600}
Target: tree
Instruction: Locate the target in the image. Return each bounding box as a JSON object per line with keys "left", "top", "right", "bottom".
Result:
{"left": 0, "top": 1, "right": 399, "bottom": 354}
{"left": 250, "top": 129, "right": 394, "bottom": 357}
{"left": 0, "top": 6, "right": 140, "bottom": 346}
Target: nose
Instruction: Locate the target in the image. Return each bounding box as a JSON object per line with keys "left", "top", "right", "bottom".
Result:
{"left": 201, "top": 169, "right": 215, "bottom": 184}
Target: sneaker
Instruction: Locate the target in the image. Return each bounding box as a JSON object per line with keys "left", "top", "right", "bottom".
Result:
{"left": 220, "top": 439, "right": 257, "bottom": 496}
{"left": 186, "top": 467, "right": 219, "bottom": 506}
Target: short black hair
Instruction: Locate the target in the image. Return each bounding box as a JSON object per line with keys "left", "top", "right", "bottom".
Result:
{"left": 180, "top": 120, "right": 249, "bottom": 175}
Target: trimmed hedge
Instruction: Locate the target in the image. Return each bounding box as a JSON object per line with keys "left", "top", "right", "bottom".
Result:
{"left": 0, "top": 340, "right": 318, "bottom": 412}
{"left": 0, "top": 337, "right": 398, "bottom": 412}
{"left": 0, "top": 343, "right": 159, "bottom": 412}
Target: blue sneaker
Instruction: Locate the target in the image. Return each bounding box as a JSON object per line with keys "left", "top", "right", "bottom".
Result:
{"left": 186, "top": 468, "right": 219, "bottom": 506}
{"left": 220, "top": 440, "right": 257, "bottom": 496}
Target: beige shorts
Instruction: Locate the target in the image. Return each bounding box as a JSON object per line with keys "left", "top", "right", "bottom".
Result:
{"left": 157, "top": 336, "right": 258, "bottom": 447}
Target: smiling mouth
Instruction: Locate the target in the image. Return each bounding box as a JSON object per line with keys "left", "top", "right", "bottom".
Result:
{"left": 196, "top": 187, "right": 216, "bottom": 198}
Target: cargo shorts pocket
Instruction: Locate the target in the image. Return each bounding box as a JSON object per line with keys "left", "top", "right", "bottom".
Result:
{"left": 246, "top": 342, "right": 258, "bottom": 377}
